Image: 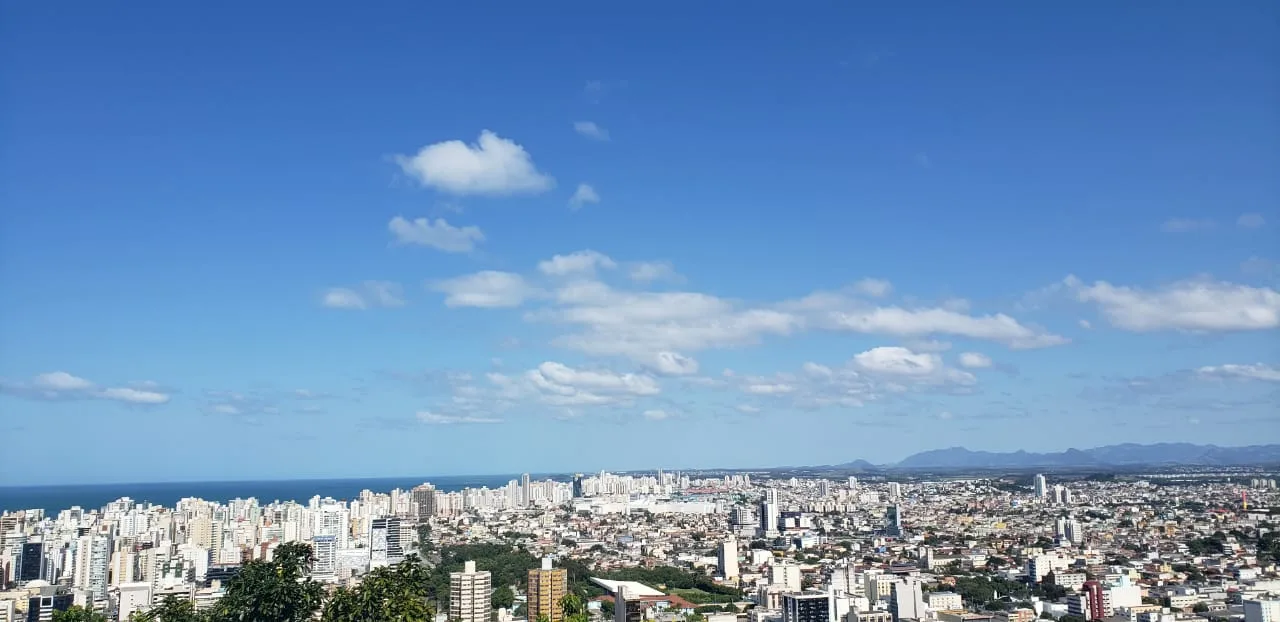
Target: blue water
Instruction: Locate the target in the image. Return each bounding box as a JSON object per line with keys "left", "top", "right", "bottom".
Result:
{"left": 0, "top": 474, "right": 569, "bottom": 514}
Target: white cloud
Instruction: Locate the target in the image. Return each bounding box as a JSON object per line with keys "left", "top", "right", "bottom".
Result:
{"left": 1078, "top": 319, "right": 1093, "bottom": 329}
{"left": 529, "top": 362, "right": 659, "bottom": 396}
{"left": 98, "top": 387, "right": 170, "bottom": 404}
{"left": 1065, "top": 275, "right": 1280, "bottom": 331}
{"left": 538, "top": 280, "right": 800, "bottom": 365}
{"left": 904, "top": 339, "right": 952, "bottom": 353}
{"left": 1196, "top": 363, "right": 1280, "bottom": 382}
{"left": 736, "top": 347, "right": 974, "bottom": 411}
{"left": 853, "top": 346, "right": 941, "bottom": 376}
{"left": 853, "top": 278, "right": 893, "bottom": 297}
{"left": 388, "top": 216, "right": 484, "bottom": 252}
{"left": 628, "top": 261, "right": 680, "bottom": 283}
{"left": 743, "top": 382, "right": 796, "bottom": 395}
{"left": 431, "top": 271, "right": 537, "bottom": 308}
{"left": 569, "top": 183, "right": 600, "bottom": 210}
{"left": 648, "top": 351, "right": 699, "bottom": 376}
{"left": 642, "top": 409, "right": 672, "bottom": 420}
{"left": 417, "top": 411, "right": 503, "bottom": 425}
{"left": 538, "top": 250, "right": 617, "bottom": 276}
{"left": 322, "top": 281, "right": 405, "bottom": 310}
{"left": 573, "top": 121, "right": 610, "bottom": 141}
{"left": 1, "top": 371, "right": 171, "bottom": 404}
{"left": 1238, "top": 212, "right": 1266, "bottom": 229}
{"left": 822, "top": 306, "right": 1067, "bottom": 349}
{"left": 1160, "top": 218, "right": 1215, "bottom": 233}
{"left": 33, "top": 371, "right": 95, "bottom": 391}
{"left": 394, "top": 130, "right": 553, "bottom": 196}
{"left": 957, "top": 352, "right": 993, "bottom": 369}
{"left": 938, "top": 411, "right": 953, "bottom": 420}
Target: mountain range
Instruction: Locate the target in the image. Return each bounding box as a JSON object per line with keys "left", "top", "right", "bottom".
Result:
{"left": 830, "top": 443, "right": 1280, "bottom": 470}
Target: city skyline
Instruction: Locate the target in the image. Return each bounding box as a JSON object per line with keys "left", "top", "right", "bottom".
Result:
{"left": 2, "top": 2, "right": 1278, "bottom": 485}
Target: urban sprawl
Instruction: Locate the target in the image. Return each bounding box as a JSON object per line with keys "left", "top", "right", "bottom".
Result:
{"left": 3, "top": 470, "right": 1280, "bottom": 622}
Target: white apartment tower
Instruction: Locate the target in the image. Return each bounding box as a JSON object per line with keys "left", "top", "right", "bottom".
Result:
{"left": 72, "top": 534, "right": 111, "bottom": 603}
{"left": 719, "top": 537, "right": 739, "bottom": 581}
{"left": 1244, "top": 600, "right": 1280, "bottom": 622}
{"left": 1034, "top": 474, "right": 1048, "bottom": 499}
{"left": 450, "top": 560, "right": 492, "bottom": 622}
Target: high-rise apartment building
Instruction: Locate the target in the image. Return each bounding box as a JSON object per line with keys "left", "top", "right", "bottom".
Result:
{"left": 1244, "top": 600, "right": 1280, "bottom": 622}
{"left": 890, "top": 579, "right": 925, "bottom": 622}
{"left": 370, "top": 518, "right": 405, "bottom": 568}
{"left": 888, "top": 482, "right": 902, "bottom": 502}
{"left": 615, "top": 586, "right": 645, "bottom": 622}
{"left": 412, "top": 484, "right": 437, "bottom": 521}
{"left": 1034, "top": 474, "right": 1048, "bottom": 498}
{"left": 718, "top": 537, "right": 739, "bottom": 581}
{"left": 450, "top": 560, "right": 492, "bottom": 622}
{"left": 72, "top": 534, "right": 111, "bottom": 603}
{"left": 782, "top": 593, "right": 831, "bottom": 622}
{"left": 527, "top": 557, "right": 567, "bottom": 622}
{"left": 886, "top": 505, "right": 903, "bottom": 537}
{"left": 521, "top": 473, "right": 533, "bottom": 506}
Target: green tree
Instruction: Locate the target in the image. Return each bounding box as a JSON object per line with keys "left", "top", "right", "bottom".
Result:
{"left": 212, "top": 541, "right": 325, "bottom": 622}
{"left": 560, "top": 593, "right": 587, "bottom": 622}
{"left": 491, "top": 586, "right": 516, "bottom": 610}
{"left": 324, "top": 557, "right": 434, "bottom": 622}
{"left": 1193, "top": 603, "right": 1210, "bottom": 614}
{"left": 53, "top": 607, "right": 108, "bottom": 622}
{"left": 131, "top": 596, "right": 206, "bottom": 622}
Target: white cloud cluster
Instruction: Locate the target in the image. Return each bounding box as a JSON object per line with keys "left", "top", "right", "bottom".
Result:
{"left": 0, "top": 371, "right": 170, "bottom": 404}
{"left": 1238, "top": 212, "right": 1266, "bottom": 229}
{"left": 538, "top": 250, "right": 616, "bottom": 276}
{"left": 573, "top": 121, "right": 609, "bottom": 141}
{"left": 569, "top": 184, "right": 600, "bottom": 209}
{"left": 322, "top": 281, "right": 405, "bottom": 310}
{"left": 417, "top": 411, "right": 502, "bottom": 425}
{"left": 388, "top": 216, "right": 484, "bottom": 252}
{"left": 430, "top": 251, "right": 1071, "bottom": 381}
{"left": 395, "top": 130, "right": 554, "bottom": 196}
{"left": 1196, "top": 363, "right": 1280, "bottom": 382}
{"left": 1065, "top": 275, "right": 1280, "bottom": 332}
{"left": 731, "top": 346, "right": 976, "bottom": 412}
{"left": 430, "top": 272, "right": 538, "bottom": 308}
{"left": 958, "top": 352, "right": 993, "bottom": 369}
{"left": 525, "top": 361, "right": 659, "bottom": 406}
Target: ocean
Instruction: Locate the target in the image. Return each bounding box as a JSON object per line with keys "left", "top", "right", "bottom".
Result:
{"left": 0, "top": 474, "right": 569, "bottom": 514}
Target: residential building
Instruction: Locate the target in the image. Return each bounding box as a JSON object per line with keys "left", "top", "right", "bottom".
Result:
{"left": 450, "top": 560, "right": 492, "bottom": 622}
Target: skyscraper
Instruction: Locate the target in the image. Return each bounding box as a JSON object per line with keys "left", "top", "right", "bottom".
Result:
{"left": 521, "top": 473, "right": 533, "bottom": 507}
{"left": 572, "top": 474, "right": 585, "bottom": 498}
{"left": 412, "top": 484, "right": 437, "bottom": 521}
{"left": 889, "top": 579, "right": 925, "bottom": 622}
{"left": 1034, "top": 474, "right": 1048, "bottom": 499}
{"left": 370, "top": 517, "right": 405, "bottom": 568}
{"left": 888, "top": 482, "right": 902, "bottom": 502}
{"left": 718, "top": 537, "right": 739, "bottom": 581}
{"left": 782, "top": 593, "right": 831, "bottom": 622}
{"left": 450, "top": 560, "right": 492, "bottom": 622}
{"left": 527, "top": 557, "right": 567, "bottom": 622}
{"left": 886, "top": 504, "right": 903, "bottom": 537}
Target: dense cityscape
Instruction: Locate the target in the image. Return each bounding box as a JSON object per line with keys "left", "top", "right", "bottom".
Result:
{"left": 2, "top": 468, "right": 1279, "bottom": 622}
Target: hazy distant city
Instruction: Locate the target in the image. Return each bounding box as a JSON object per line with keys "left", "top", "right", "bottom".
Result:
{"left": 3, "top": 458, "right": 1280, "bottom": 622}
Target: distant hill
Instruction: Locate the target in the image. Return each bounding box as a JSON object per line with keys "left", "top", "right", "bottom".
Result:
{"left": 891, "top": 443, "right": 1280, "bottom": 469}
{"left": 830, "top": 459, "right": 879, "bottom": 470}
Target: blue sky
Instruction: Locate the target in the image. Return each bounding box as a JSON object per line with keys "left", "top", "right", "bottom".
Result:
{"left": 2, "top": 2, "right": 1277, "bottom": 485}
